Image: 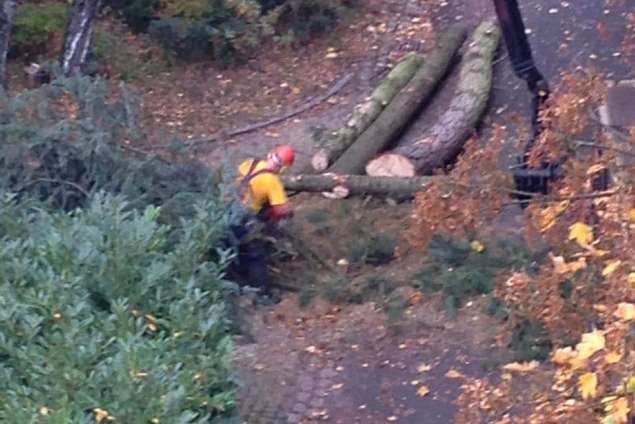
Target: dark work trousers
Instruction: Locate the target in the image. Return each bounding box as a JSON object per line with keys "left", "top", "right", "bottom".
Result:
{"left": 227, "top": 214, "right": 271, "bottom": 295}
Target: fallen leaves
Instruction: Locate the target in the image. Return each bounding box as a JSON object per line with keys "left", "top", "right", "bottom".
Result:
{"left": 603, "top": 397, "right": 630, "bottom": 424}
{"left": 579, "top": 372, "right": 598, "bottom": 399}
{"left": 576, "top": 330, "right": 606, "bottom": 360}
{"left": 602, "top": 260, "right": 622, "bottom": 277}
{"left": 470, "top": 240, "right": 485, "bottom": 252}
{"left": 614, "top": 303, "right": 635, "bottom": 321}
{"left": 502, "top": 361, "right": 539, "bottom": 373}
{"left": 445, "top": 369, "right": 464, "bottom": 379}
{"left": 416, "top": 385, "right": 430, "bottom": 397}
{"left": 605, "top": 351, "right": 622, "bottom": 364}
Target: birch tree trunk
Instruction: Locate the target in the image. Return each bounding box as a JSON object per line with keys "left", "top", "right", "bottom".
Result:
{"left": 61, "top": 0, "right": 101, "bottom": 77}
{"left": 0, "top": 0, "right": 16, "bottom": 89}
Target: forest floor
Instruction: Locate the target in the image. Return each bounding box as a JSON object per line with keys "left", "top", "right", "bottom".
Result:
{"left": 129, "top": 0, "right": 632, "bottom": 422}
{"left": 136, "top": 0, "right": 631, "bottom": 422}
{"left": 20, "top": 0, "right": 625, "bottom": 422}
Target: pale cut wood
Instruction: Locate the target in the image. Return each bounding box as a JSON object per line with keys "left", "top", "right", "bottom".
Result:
{"left": 366, "top": 153, "right": 416, "bottom": 177}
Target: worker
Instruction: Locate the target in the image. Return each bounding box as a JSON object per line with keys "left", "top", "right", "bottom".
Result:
{"left": 227, "top": 144, "right": 296, "bottom": 296}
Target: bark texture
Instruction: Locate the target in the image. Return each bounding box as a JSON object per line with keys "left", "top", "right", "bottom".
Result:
{"left": 311, "top": 53, "right": 423, "bottom": 172}
{"left": 382, "top": 20, "right": 501, "bottom": 175}
{"left": 61, "top": 0, "right": 101, "bottom": 77}
{"left": 281, "top": 173, "right": 434, "bottom": 196}
{"left": 327, "top": 24, "right": 469, "bottom": 175}
{"left": 0, "top": 0, "right": 16, "bottom": 89}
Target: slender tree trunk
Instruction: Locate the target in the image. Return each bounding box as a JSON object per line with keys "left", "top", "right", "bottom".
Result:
{"left": 281, "top": 173, "right": 436, "bottom": 197}
{"left": 327, "top": 24, "right": 468, "bottom": 175}
{"left": 0, "top": 0, "right": 16, "bottom": 89}
{"left": 61, "top": 0, "right": 101, "bottom": 77}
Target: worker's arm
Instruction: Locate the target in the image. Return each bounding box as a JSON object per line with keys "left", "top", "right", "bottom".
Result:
{"left": 265, "top": 175, "right": 293, "bottom": 222}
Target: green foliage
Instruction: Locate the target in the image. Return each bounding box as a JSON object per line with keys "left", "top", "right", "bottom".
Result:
{"left": 0, "top": 76, "right": 220, "bottom": 225}
{"left": 509, "top": 319, "right": 553, "bottom": 362}
{"left": 349, "top": 232, "right": 396, "bottom": 266}
{"left": 109, "top": 0, "right": 357, "bottom": 64}
{"left": 270, "top": 0, "right": 357, "bottom": 43}
{"left": 103, "top": 0, "right": 161, "bottom": 32}
{"left": 12, "top": 3, "right": 69, "bottom": 54}
{"left": 413, "top": 234, "right": 547, "bottom": 319}
{"left": 0, "top": 193, "right": 236, "bottom": 422}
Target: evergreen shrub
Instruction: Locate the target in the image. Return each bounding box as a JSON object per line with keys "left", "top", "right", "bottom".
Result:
{"left": 12, "top": 3, "right": 69, "bottom": 54}
{"left": 0, "top": 193, "right": 236, "bottom": 422}
{"left": 0, "top": 76, "right": 238, "bottom": 421}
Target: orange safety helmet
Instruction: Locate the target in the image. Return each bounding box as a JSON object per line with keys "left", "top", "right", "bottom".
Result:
{"left": 271, "top": 144, "right": 295, "bottom": 167}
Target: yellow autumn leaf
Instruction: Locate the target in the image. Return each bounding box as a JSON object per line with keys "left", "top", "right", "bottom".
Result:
{"left": 470, "top": 240, "right": 485, "bottom": 253}
{"left": 538, "top": 201, "right": 569, "bottom": 232}
{"left": 614, "top": 303, "right": 635, "bottom": 321}
{"left": 569, "top": 222, "right": 593, "bottom": 246}
{"left": 502, "top": 361, "right": 539, "bottom": 373}
{"left": 604, "top": 397, "right": 630, "bottom": 424}
{"left": 629, "top": 209, "right": 635, "bottom": 222}
{"left": 628, "top": 273, "right": 635, "bottom": 284}
{"left": 626, "top": 376, "right": 635, "bottom": 394}
{"left": 579, "top": 372, "right": 598, "bottom": 399}
{"left": 605, "top": 351, "right": 623, "bottom": 364}
{"left": 587, "top": 164, "right": 607, "bottom": 175}
{"left": 576, "top": 330, "right": 605, "bottom": 360}
{"left": 602, "top": 260, "right": 622, "bottom": 277}
{"left": 552, "top": 347, "right": 577, "bottom": 365}
{"left": 39, "top": 406, "right": 49, "bottom": 416}
{"left": 416, "top": 385, "right": 430, "bottom": 397}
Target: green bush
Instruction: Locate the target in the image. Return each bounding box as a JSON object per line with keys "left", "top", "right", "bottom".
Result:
{"left": 140, "top": 0, "right": 357, "bottom": 63}
{"left": 0, "top": 192, "right": 236, "bottom": 422}
{"left": 12, "top": 3, "right": 69, "bottom": 54}
{"left": 413, "top": 235, "right": 548, "bottom": 318}
{"left": 104, "top": 0, "right": 160, "bottom": 32}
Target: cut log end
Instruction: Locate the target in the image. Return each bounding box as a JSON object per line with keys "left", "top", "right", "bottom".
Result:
{"left": 366, "top": 153, "right": 416, "bottom": 177}
{"left": 321, "top": 185, "right": 350, "bottom": 199}
{"left": 311, "top": 150, "right": 330, "bottom": 172}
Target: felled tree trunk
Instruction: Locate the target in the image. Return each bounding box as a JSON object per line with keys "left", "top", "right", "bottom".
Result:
{"left": 371, "top": 20, "right": 501, "bottom": 176}
{"left": 311, "top": 53, "right": 423, "bottom": 172}
{"left": 0, "top": 0, "right": 16, "bottom": 89}
{"left": 281, "top": 173, "right": 435, "bottom": 197}
{"left": 61, "top": 0, "right": 101, "bottom": 77}
{"left": 328, "top": 24, "right": 468, "bottom": 175}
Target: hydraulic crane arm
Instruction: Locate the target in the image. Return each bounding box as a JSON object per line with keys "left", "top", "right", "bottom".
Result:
{"left": 492, "top": 0, "right": 563, "bottom": 195}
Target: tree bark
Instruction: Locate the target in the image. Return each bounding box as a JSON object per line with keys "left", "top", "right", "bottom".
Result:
{"left": 327, "top": 24, "right": 469, "bottom": 175}
{"left": 311, "top": 53, "right": 423, "bottom": 172}
{"left": 376, "top": 20, "right": 501, "bottom": 176}
{"left": 0, "top": 0, "right": 16, "bottom": 89}
{"left": 61, "top": 0, "right": 101, "bottom": 77}
{"left": 281, "top": 173, "right": 435, "bottom": 197}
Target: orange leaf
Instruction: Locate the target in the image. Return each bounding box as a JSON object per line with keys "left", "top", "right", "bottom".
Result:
{"left": 576, "top": 330, "right": 605, "bottom": 360}
{"left": 602, "top": 260, "right": 622, "bottom": 277}
{"left": 416, "top": 385, "right": 430, "bottom": 397}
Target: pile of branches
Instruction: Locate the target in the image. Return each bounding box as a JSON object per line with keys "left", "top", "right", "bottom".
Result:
{"left": 0, "top": 75, "right": 223, "bottom": 225}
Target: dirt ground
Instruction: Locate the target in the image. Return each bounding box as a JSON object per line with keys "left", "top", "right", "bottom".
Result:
{"left": 122, "top": 0, "right": 632, "bottom": 422}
